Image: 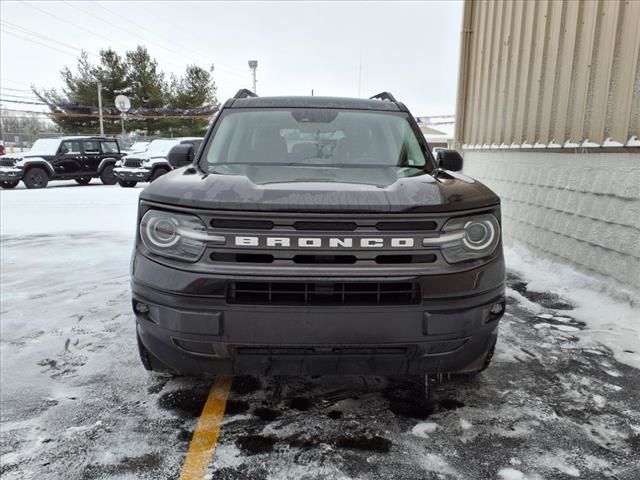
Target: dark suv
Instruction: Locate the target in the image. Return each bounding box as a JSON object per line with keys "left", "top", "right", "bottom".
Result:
{"left": 132, "top": 91, "right": 506, "bottom": 380}
{"left": 0, "top": 136, "right": 123, "bottom": 189}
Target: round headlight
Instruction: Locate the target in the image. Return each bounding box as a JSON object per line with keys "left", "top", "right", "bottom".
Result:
{"left": 140, "top": 209, "right": 209, "bottom": 262}
{"left": 145, "top": 216, "right": 180, "bottom": 248}
{"left": 439, "top": 213, "right": 501, "bottom": 263}
{"left": 463, "top": 219, "right": 496, "bottom": 250}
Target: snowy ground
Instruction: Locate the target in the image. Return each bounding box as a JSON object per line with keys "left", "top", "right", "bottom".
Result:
{"left": 1, "top": 181, "right": 639, "bottom": 480}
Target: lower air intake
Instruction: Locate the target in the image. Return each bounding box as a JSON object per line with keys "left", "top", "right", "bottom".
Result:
{"left": 228, "top": 281, "right": 421, "bottom": 306}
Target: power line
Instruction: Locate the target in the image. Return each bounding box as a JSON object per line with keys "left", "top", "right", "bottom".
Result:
{"left": 1, "top": 20, "right": 86, "bottom": 54}
{"left": 1, "top": 98, "right": 218, "bottom": 116}
{"left": 0, "top": 86, "right": 34, "bottom": 93}
{"left": 61, "top": 1, "right": 194, "bottom": 68}
{"left": 0, "top": 93, "right": 43, "bottom": 101}
{"left": 0, "top": 98, "right": 48, "bottom": 106}
{"left": 1, "top": 29, "right": 80, "bottom": 58}
{"left": 1, "top": 107, "right": 215, "bottom": 120}
{"left": 85, "top": 1, "right": 237, "bottom": 78}
{"left": 97, "top": 1, "right": 248, "bottom": 80}
{"left": 20, "top": 1, "right": 136, "bottom": 53}
{"left": 20, "top": 0, "right": 239, "bottom": 89}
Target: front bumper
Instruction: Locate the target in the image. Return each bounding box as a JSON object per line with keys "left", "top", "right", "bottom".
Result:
{"left": 0, "top": 166, "right": 23, "bottom": 182}
{"left": 114, "top": 167, "right": 152, "bottom": 182}
{"left": 132, "top": 252, "right": 506, "bottom": 376}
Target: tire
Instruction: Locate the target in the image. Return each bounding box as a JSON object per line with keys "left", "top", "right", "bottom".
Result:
{"left": 137, "top": 331, "right": 178, "bottom": 376}
{"left": 149, "top": 167, "right": 169, "bottom": 182}
{"left": 100, "top": 164, "right": 117, "bottom": 185}
{"left": 118, "top": 180, "right": 137, "bottom": 188}
{"left": 75, "top": 177, "right": 92, "bottom": 185}
{"left": 0, "top": 180, "right": 19, "bottom": 189}
{"left": 23, "top": 167, "right": 49, "bottom": 189}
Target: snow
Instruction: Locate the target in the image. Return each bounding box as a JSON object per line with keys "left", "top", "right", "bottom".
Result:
{"left": 498, "top": 468, "right": 527, "bottom": 480}
{"left": 505, "top": 244, "right": 640, "bottom": 369}
{"left": 2, "top": 183, "right": 639, "bottom": 479}
{"left": 0, "top": 181, "right": 142, "bottom": 237}
{"left": 410, "top": 421, "right": 438, "bottom": 438}
{"left": 459, "top": 419, "right": 472, "bottom": 430}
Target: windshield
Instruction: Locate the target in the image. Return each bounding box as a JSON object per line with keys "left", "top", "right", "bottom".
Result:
{"left": 28, "top": 139, "right": 61, "bottom": 155}
{"left": 201, "top": 109, "right": 428, "bottom": 172}
{"left": 146, "top": 139, "right": 179, "bottom": 154}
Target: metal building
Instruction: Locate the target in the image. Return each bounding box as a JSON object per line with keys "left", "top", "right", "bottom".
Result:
{"left": 454, "top": 0, "right": 640, "bottom": 292}
{"left": 455, "top": 0, "right": 639, "bottom": 147}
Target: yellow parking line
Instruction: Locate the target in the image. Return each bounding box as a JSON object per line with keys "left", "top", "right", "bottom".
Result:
{"left": 179, "top": 376, "right": 233, "bottom": 480}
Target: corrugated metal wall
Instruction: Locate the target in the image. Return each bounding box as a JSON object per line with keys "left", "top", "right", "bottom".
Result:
{"left": 455, "top": 0, "right": 640, "bottom": 148}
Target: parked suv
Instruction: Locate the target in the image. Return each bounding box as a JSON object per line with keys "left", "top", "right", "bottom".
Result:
{"left": 132, "top": 91, "right": 505, "bottom": 381}
{"left": 114, "top": 137, "right": 202, "bottom": 187}
{"left": 0, "top": 136, "right": 123, "bottom": 189}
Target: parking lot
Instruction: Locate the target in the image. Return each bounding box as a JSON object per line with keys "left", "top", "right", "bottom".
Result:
{"left": 1, "top": 183, "right": 639, "bottom": 480}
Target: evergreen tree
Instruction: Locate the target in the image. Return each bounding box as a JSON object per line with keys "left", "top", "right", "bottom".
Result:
{"left": 167, "top": 65, "right": 218, "bottom": 136}
{"left": 123, "top": 46, "right": 167, "bottom": 135}
{"left": 34, "top": 47, "right": 218, "bottom": 137}
{"left": 35, "top": 50, "right": 128, "bottom": 134}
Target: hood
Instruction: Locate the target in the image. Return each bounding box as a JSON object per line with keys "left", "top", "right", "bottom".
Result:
{"left": 124, "top": 152, "right": 167, "bottom": 161}
{"left": 0, "top": 152, "right": 47, "bottom": 161}
{"left": 140, "top": 165, "right": 499, "bottom": 213}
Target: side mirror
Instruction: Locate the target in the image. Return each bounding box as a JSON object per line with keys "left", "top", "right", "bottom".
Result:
{"left": 436, "top": 149, "right": 463, "bottom": 172}
{"left": 168, "top": 144, "right": 195, "bottom": 168}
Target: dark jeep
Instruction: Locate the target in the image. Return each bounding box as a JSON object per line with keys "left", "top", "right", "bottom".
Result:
{"left": 132, "top": 91, "right": 506, "bottom": 382}
{"left": 0, "top": 136, "right": 123, "bottom": 189}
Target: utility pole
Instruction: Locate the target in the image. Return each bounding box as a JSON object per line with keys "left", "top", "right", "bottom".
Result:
{"left": 97, "top": 81, "right": 104, "bottom": 135}
{"left": 248, "top": 60, "right": 258, "bottom": 94}
{"left": 358, "top": 51, "right": 363, "bottom": 97}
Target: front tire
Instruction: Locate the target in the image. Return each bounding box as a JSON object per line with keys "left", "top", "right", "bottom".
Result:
{"left": 0, "top": 180, "right": 19, "bottom": 189}
{"left": 75, "top": 177, "right": 92, "bottom": 185}
{"left": 100, "top": 164, "right": 117, "bottom": 185}
{"left": 118, "top": 180, "right": 137, "bottom": 188}
{"left": 149, "top": 167, "right": 169, "bottom": 182}
{"left": 23, "top": 167, "right": 49, "bottom": 189}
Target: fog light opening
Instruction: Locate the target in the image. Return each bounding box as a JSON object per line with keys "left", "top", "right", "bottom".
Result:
{"left": 490, "top": 302, "right": 504, "bottom": 315}
{"left": 135, "top": 302, "right": 150, "bottom": 314}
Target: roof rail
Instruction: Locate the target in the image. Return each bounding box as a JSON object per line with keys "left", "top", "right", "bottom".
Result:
{"left": 234, "top": 89, "right": 258, "bottom": 99}
{"left": 369, "top": 92, "right": 397, "bottom": 103}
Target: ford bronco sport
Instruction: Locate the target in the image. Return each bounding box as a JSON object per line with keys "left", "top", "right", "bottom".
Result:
{"left": 0, "top": 136, "right": 123, "bottom": 189}
{"left": 132, "top": 91, "right": 506, "bottom": 378}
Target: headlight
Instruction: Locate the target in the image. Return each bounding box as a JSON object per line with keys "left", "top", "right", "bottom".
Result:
{"left": 140, "top": 210, "right": 224, "bottom": 262}
{"left": 434, "top": 213, "right": 500, "bottom": 263}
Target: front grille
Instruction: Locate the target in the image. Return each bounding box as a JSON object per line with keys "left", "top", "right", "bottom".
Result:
{"left": 376, "top": 220, "right": 437, "bottom": 231}
{"left": 0, "top": 158, "right": 16, "bottom": 167}
{"left": 228, "top": 281, "right": 421, "bottom": 306}
{"left": 294, "top": 221, "right": 357, "bottom": 231}
{"left": 211, "top": 219, "right": 274, "bottom": 229}
{"left": 198, "top": 211, "right": 450, "bottom": 270}
{"left": 124, "top": 158, "right": 143, "bottom": 168}
{"left": 236, "top": 346, "right": 410, "bottom": 356}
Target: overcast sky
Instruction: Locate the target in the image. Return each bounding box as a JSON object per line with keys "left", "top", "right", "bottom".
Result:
{"left": 1, "top": 1, "right": 463, "bottom": 116}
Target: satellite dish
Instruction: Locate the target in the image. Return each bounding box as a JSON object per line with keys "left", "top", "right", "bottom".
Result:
{"left": 115, "top": 95, "right": 131, "bottom": 113}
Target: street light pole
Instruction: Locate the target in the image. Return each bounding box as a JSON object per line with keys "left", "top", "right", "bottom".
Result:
{"left": 97, "top": 81, "right": 104, "bottom": 135}
{"left": 248, "top": 60, "right": 258, "bottom": 94}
